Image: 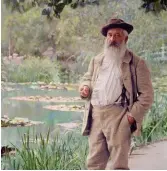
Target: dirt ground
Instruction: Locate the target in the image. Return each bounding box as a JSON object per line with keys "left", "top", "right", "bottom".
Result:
{"left": 129, "top": 140, "right": 167, "bottom": 170}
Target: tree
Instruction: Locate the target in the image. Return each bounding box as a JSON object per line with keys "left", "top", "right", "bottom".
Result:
{"left": 2, "top": 6, "right": 59, "bottom": 56}
{"left": 2, "top": 0, "right": 167, "bottom": 82}
{"left": 3, "top": 0, "right": 167, "bottom": 19}
{"left": 2, "top": 0, "right": 167, "bottom": 57}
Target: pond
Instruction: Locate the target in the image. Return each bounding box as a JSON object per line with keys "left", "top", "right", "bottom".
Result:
{"left": 2, "top": 80, "right": 167, "bottom": 148}
{"left": 1, "top": 84, "right": 84, "bottom": 147}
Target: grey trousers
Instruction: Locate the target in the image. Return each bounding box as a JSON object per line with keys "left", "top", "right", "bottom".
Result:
{"left": 86, "top": 105, "right": 131, "bottom": 170}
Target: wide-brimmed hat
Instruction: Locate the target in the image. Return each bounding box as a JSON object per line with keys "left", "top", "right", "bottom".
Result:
{"left": 101, "top": 18, "right": 133, "bottom": 37}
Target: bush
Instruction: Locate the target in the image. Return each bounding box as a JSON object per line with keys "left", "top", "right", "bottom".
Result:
{"left": 5, "top": 57, "right": 60, "bottom": 83}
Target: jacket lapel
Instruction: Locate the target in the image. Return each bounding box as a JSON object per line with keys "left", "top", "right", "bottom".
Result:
{"left": 94, "top": 53, "right": 105, "bottom": 80}
{"left": 121, "top": 50, "right": 133, "bottom": 107}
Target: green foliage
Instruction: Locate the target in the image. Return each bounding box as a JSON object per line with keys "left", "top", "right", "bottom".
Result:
{"left": 3, "top": 0, "right": 167, "bottom": 19}
{"left": 135, "top": 91, "right": 167, "bottom": 145}
{"left": 141, "top": 0, "right": 167, "bottom": 13}
{"left": 2, "top": 1, "right": 167, "bottom": 58}
{"left": 3, "top": 0, "right": 100, "bottom": 19}
{"left": 52, "top": 1, "right": 167, "bottom": 56}
{"left": 58, "top": 66, "right": 70, "bottom": 83}
{"left": 5, "top": 57, "right": 60, "bottom": 83}
{"left": 3, "top": 130, "right": 88, "bottom": 170}
{"left": 2, "top": 8, "right": 54, "bottom": 56}
{"left": 129, "top": 10, "right": 167, "bottom": 54}
{"left": 1, "top": 0, "right": 167, "bottom": 83}
{"left": 1, "top": 59, "right": 8, "bottom": 82}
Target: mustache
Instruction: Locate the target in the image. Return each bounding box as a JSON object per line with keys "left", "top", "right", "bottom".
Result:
{"left": 109, "top": 41, "right": 120, "bottom": 47}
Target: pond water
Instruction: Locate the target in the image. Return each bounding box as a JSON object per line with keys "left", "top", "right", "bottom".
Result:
{"left": 1, "top": 84, "right": 84, "bottom": 147}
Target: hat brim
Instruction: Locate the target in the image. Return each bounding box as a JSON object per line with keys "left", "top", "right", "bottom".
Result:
{"left": 101, "top": 23, "right": 133, "bottom": 37}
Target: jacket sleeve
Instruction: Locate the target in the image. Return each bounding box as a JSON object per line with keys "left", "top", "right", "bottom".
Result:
{"left": 79, "top": 58, "right": 94, "bottom": 100}
{"left": 129, "top": 59, "right": 154, "bottom": 123}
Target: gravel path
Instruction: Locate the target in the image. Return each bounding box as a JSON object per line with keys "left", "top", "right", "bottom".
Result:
{"left": 129, "top": 140, "right": 167, "bottom": 170}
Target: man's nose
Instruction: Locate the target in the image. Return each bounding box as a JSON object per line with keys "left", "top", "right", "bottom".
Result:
{"left": 109, "top": 36, "right": 116, "bottom": 42}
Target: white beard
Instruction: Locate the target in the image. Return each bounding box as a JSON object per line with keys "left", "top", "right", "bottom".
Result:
{"left": 104, "top": 40, "right": 127, "bottom": 65}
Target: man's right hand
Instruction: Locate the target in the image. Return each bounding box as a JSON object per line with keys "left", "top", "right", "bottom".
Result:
{"left": 80, "top": 86, "right": 90, "bottom": 98}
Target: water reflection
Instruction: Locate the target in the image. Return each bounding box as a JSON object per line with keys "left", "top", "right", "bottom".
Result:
{"left": 1, "top": 84, "right": 84, "bottom": 147}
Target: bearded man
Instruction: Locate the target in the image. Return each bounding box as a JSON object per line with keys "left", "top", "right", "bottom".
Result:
{"left": 79, "top": 18, "right": 154, "bottom": 170}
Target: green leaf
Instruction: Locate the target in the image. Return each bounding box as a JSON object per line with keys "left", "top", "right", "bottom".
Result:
{"left": 63, "top": 0, "right": 72, "bottom": 5}
{"left": 71, "top": 2, "right": 78, "bottom": 9}
{"left": 56, "top": 2, "right": 66, "bottom": 13}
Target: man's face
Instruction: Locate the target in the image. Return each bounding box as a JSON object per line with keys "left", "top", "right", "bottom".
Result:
{"left": 106, "top": 28, "right": 128, "bottom": 48}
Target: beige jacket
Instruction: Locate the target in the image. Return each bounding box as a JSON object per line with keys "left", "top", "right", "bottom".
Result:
{"left": 79, "top": 49, "right": 154, "bottom": 136}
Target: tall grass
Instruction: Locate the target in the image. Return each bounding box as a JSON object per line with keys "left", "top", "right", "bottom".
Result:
{"left": 4, "top": 57, "right": 60, "bottom": 83}
{"left": 2, "top": 130, "right": 88, "bottom": 170}
{"left": 135, "top": 91, "right": 167, "bottom": 145}
{"left": 2, "top": 92, "right": 167, "bottom": 170}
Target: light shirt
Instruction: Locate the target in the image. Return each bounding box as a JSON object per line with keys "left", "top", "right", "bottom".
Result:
{"left": 91, "top": 55, "right": 123, "bottom": 106}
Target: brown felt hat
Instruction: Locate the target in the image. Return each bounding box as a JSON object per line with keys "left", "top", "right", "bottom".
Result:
{"left": 101, "top": 18, "right": 133, "bottom": 37}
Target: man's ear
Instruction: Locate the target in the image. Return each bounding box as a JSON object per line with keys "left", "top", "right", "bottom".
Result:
{"left": 125, "top": 36, "right": 128, "bottom": 43}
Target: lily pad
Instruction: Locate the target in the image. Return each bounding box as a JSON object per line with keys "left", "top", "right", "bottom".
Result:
{"left": 10, "top": 96, "right": 84, "bottom": 103}
{"left": 1, "top": 87, "right": 17, "bottom": 92}
{"left": 1, "top": 116, "right": 44, "bottom": 127}
{"left": 43, "top": 104, "right": 84, "bottom": 112}
{"left": 29, "top": 85, "right": 39, "bottom": 89}
{"left": 56, "top": 122, "right": 81, "bottom": 131}
{"left": 18, "top": 82, "right": 32, "bottom": 85}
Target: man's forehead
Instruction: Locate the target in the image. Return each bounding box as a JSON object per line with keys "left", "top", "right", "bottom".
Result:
{"left": 107, "top": 28, "right": 124, "bottom": 34}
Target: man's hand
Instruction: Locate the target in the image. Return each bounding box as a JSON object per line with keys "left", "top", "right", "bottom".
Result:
{"left": 127, "top": 114, "right": 135, "bottom": 125}
{"left": 80, "top": 86, "right": 90, "bottom": 98}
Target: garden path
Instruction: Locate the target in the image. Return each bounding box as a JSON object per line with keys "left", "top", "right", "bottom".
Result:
{"left": 129, "top": 140, "right": 167, "bottom": 170}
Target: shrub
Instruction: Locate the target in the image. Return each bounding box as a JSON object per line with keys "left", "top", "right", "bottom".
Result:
{"left": 5, "top": 57, "right": 60, "bottom": 83}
